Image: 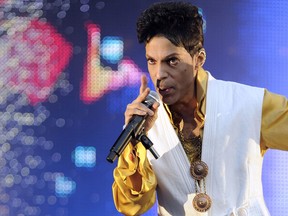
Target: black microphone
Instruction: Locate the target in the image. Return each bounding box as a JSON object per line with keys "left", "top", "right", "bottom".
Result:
{"left": 106, "top": 91, "right": 160, "bottom": 163}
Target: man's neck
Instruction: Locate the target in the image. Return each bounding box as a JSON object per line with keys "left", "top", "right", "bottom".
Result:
{"left": 169, "top": 96, "right": 197, "bottom": 121}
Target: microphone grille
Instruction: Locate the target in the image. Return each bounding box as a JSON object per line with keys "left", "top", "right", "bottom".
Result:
{"left": 147, "top": 90, "right": 160, "bottom": 103}
{"left": 143, "top": 90, "right": 160, "bottom": 108}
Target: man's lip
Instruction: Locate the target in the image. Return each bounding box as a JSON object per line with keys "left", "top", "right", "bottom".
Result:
{"left": 158, "top": 85, "right": 171, "bottom": 90}
{"left": 158, "top": 87, "right": 173, "bottom": 94}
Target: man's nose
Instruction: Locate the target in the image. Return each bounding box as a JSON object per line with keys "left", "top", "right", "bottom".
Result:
{"left": 156, "top": 64, "right": 168, "bottom": 80}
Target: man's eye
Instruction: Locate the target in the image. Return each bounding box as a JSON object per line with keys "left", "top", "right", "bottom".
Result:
{"left": 168, "top": 58, "right": 179, "bottom": 66}
{"left": 147, "top": 59, "right": 155, "bottom": 65}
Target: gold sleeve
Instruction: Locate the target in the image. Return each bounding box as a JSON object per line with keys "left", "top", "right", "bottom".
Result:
{"left": 261, "top": 89, "right": 288, "bottom": 154}
{"left": 112, "top": 142, "right": 157, "bottom": 215}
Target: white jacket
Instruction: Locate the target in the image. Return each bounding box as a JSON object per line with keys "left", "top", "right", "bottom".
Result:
{"left": 147, "top": 74, "right": 269, "bottom": 216}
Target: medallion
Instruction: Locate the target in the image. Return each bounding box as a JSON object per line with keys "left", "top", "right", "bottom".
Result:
{"left": 190, "top": 160, "right": 208, "bottom": 180}
{"left": 193, "top": 193, "right": 212, "bottom": 212}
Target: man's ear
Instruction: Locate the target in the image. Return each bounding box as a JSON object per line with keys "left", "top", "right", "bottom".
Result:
{"left": 196, "top": 48, "right": 206, "bottom": 68}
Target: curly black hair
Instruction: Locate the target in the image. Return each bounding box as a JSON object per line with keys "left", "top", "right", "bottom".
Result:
{"left": 136, "top": 1, "right": 204, "bottom": 55}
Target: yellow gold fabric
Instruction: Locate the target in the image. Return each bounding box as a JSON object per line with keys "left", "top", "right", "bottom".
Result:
{"left": 261, "top": 90, "right": 288, "bottom": 154}
{"left": 112, "top": 142, "right": 157, "bottom": 215}
{"left": 112, "top": 68, "right": 288, "bottom": 215}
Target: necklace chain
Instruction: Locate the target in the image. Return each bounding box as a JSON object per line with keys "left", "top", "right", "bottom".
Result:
{"left": 177, "top": 124, "right": 212, "bottom": 212}
{"left": 178, "top": 130, "right": 202, "bottom": 163}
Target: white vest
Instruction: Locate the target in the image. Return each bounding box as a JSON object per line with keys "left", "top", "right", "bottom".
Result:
{"left": 147, "top": 75, "right": 269, "bottom": 216}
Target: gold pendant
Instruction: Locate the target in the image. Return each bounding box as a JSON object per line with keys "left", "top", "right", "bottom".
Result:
{"left": 193, "top": 193, "right": 212, "bottom": 212}
{"left": 190, "top": 161, "right": 208, "bottom": 180}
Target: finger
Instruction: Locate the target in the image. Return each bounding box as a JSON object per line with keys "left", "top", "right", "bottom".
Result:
{"left": 139, "top": 74, "right": 148, "bottom": 94}
{"left": 146, "top": 102, "right": 159, "bottom": 118}
{"left": 126, "top": 103, "right": 154, "bottom": 117}
{"left": 134, "top": 87, "right": 150, "bottom": 104}
{"left": 151, "top": 101, "right": 160, "bottom": 112}
{"left": 125, "top": 105, "right": 154, "bottom": 126}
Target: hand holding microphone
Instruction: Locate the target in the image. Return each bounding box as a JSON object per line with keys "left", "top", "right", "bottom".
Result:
{"left": 125, "top": 88, "right": 160, "bottom": 134}
{"left": 106, "top": 76, "right": 160, "bottom": 163}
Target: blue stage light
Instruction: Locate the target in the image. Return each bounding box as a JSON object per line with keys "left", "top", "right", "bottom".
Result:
{"left": 100, "top": 36, "right": 123, "bottom": 64}
{"left": 55, "top": 176, "right": 76, "bottom": 197}
{"left": 72, "top": 146, "right": 96, "bottom": 168}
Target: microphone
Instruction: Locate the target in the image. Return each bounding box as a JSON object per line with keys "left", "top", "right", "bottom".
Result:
{"left": 106, "top": 91, "right": 160, "bottom": 163}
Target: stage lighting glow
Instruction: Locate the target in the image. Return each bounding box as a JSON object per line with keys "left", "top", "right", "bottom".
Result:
{"left": 73, "top": 146, "right": 96, "bottom": 168}
{"left": 0, "top": 17, "right": 72, "bottom": 105}
{"left": 55, "top": 176, "right": 76, "bottom": 197}
{"left": 81, "top": 23, "right": 143, "bottom": 104}
{"left": 101, "top": 36, "right": 123, "bottom": 64}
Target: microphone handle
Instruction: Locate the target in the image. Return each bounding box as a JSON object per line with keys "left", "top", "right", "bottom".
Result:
{"left": 106, "top": 115, "right": 146, "bottom": 163}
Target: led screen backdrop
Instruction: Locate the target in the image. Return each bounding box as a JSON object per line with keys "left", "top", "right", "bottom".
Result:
{"left": 0, "top": 0, "right": 287, "bottom": 215}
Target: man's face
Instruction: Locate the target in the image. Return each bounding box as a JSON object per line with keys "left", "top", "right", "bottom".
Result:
{"left": 145, "top": 36, "right": 198, "bottom": 106}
